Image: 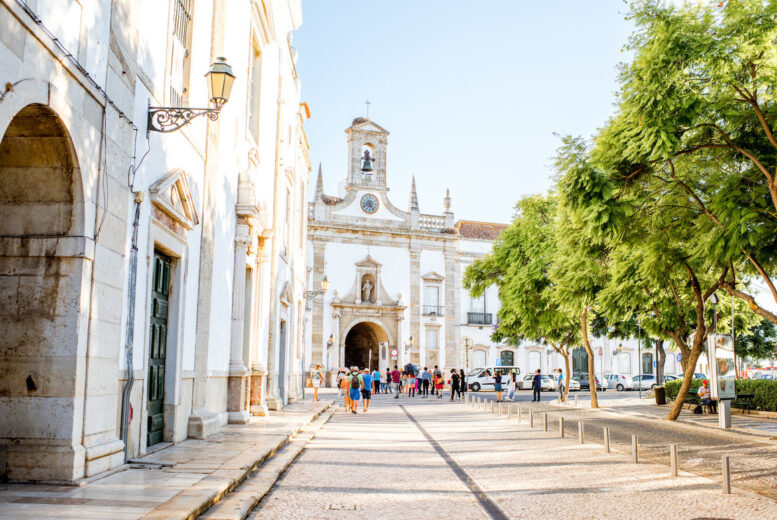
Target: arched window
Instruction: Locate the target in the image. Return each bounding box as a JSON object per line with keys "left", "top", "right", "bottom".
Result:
{"left": 618, "top": 352, "right": 631, "bottom": 374}
{"left": 500, "top": 350, "right": 514, "bottom": 367}
{"left": 641, "top": 353, "right": 654, "bottom": 375}
{"left": 572, "top": 349, "right": 588, "bottom": 377}
{"left": 473, "top": 350, "right": 487, "bottom": 368}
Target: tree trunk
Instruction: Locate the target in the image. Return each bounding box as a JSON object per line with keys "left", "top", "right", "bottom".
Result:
{"left": 563, "top": 351, "right": 571, "bottom": 402}
{"left": 581, "top": 309, "right": 598, "bottom": 408}
{"left": 656, "top": 339, "right": 665, "bottom": 385}
{"left": 666, "top": 346, "right": 703, "bottom": 420}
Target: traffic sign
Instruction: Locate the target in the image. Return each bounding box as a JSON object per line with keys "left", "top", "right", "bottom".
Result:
{"left": 653, "top": 361, "right": 657, "bottom": 368}
{"left": 676, "top": 353, "right": 682, "bottom": 363}
{"left": 391, "top": 348, "right": 398, "bottom": 358}
{"left": 495, "top": 358, "right": 502, "bottom": 366}
{"left": 597, "top": 346, "right": 603, "bottom": 356}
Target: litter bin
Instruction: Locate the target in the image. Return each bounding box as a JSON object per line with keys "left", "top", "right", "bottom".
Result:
{"left": 654, "top": 385, "right": 666, "bottom": 405}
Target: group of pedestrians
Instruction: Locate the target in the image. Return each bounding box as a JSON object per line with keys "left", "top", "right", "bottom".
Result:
{"left": 334, "top": 365, "right": 468, "bottom": 412}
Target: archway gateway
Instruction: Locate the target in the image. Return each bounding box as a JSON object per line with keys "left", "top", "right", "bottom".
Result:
{"left": 0, "top": 104, "right": 88, "bottom": 481}
{"left": 343, "top": 322, "right": 387, "bottom": 371}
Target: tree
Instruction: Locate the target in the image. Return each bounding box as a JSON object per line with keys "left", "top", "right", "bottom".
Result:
{"left": 463, "top": 195, "right": 579, "bottom": 403}
{"left": 594, "top": 0, "right": 777, "bottom": 325}
{"left": 736, "top": 319, "right": 777, "bottom": 361}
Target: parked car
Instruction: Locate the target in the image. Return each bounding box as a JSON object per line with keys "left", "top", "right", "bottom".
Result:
{"left": 661, "top": 375, "right": 679, "bottom": 382}
{"left": 678, "top": 372, "right": 707, "bottom": 381}
{"left": 606, "top": 374, "right": 633, "bottom": 391}
{"left": 577, "top": 374, "right": 607, "bottom": 391}
{"left": 467, "top": 366, "right": 521, "bottom": 392}
{"left": 630, "top": 374, "right": 660, "bottom": 390}
{"left": 519, "top": 374, "right": 556, "bottom": 391}
{"left": 756, "top": 373, "right": 774, "bottom": 380}
{"left": 567, "top": 378, "right": 581, "bottom": 392}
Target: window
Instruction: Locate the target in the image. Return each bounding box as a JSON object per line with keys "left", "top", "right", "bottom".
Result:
{"left": 298, "top": 186, "right": 305, "bottom": 246}
{"left": 573, "top": 349, "right": 588, "bottom": 377}
{"left": 473, "top": 350, "right": 487, "bottom": 368}
{"left": 642, "top": 353, "right": 654, "bottom": 375}
{"left": 283, "top": 188, "right": 291, "bottom": 255}
{"left": 426, "top": 328, "right": 438, "bottom": 349}
{"left": 618, "top": 352, "right": 631, "bottom": 374}
{"left": 500, "top": 350, "right": 514, "bottom": 367}
{"left": 470, "top": 291, "right": 486, "bottom": 313}
{"left": 169, "top": 0, "right": 194, "bottom": 107}
{"left": 248, "top": 45, "right": 262, "bottom": 141}
{"left": 424, "top": 285, "right": 439, "bottom": 307}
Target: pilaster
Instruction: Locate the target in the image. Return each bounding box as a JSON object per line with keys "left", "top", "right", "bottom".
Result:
{"left": 409, "top": 246, "right": 421, "bottom": 364}
{"left": 444, "top": 250, "right": 460, "bottom": 368}
{"left": 311, "top": 241, "right": 326, "bottom": 365}
{"left": 227, "top": 230, "right": 251, "bottom": 424}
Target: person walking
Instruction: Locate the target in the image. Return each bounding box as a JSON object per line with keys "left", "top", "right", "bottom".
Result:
{"left": 494, "top": 370, "right": 503, "bottom": 402}
{"left": 407, "top": 369, "right": 416, "bottom": 397}
{"left": 506, "top": 372, "right": 516, "bottom": 401}
{"left": 460, "top": 368, "right": 467, "bottom": 398}
{"left": 556, "top": 369, "right": 565, "bottom": 402}
{"left": 312, "top": 364, "right": 324, "bottom": 403}
{"left": 340, "top": 370, "right": 352, "bottom": 411}
{"left": 432, "top": 365, "right": 442, "bottom": 397}
{"left": 372, "top": 368, "right": 381, "bottom": 394}
{"left": 383, "top": 368, "right": 391, "bottom": 393}
{"left": 532, "top": 369, "right": 542, "bottom": 402}
{"left": 421, "top": 367, "right": 431, "bottom": 397}
{"left": 450, "top": 369, "right": 460, "bottom": 401}
{"left": 349, "top": 368, "right": 361, "bottom": 414}
{"left": 361, "top": 369, "right": 373, "bottom": 412}
{"left": 434, "top": 370, "right": 444, "bottom": 399}
{"left": 391, "top": 365, "right": 401, "bottom": 399}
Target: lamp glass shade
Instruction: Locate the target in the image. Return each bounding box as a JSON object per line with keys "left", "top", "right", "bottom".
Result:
{"left": 205, "top": 57, "right": 235, "bottom": 109}
{"left": 321, "top": 275, "right": 329, "bottom": 292}
{"left": 409, "top": 335, "right": 414, "bottom": 345}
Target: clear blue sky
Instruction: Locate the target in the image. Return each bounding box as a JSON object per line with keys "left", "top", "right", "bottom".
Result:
{"left": 295, "top": 1, "right": 635, "bottom": 224}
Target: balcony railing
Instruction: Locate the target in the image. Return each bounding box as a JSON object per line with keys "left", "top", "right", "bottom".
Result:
{"left": 467, "top": 312, "right": 492, "bottom": 325}
{"left": 422, "top": 305, "right": 445, "bottom": 316}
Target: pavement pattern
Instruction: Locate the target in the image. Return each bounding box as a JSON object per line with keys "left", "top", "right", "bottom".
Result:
{"left": 248, "top": 393, "right": 777, "bottom": 520}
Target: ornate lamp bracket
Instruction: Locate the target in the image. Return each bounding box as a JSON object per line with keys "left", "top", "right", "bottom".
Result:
{"left": 147, "top": 102, "right": 222, "bottom": 136}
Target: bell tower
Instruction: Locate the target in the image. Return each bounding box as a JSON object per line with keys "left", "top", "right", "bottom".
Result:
{"left": 345, "top": 117, "right": 390, "bottom": 191}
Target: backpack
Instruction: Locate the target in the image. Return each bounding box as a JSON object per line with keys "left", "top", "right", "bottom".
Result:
{"left": 351, "top": 375, "right": 360, "bottom": 389}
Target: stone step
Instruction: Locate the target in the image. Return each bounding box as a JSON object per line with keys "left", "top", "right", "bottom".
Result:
{"left": 198, "top": 406, "right": 336, "bottom": 520}
{"left": 139, "top": 401, "right": 334, "bottom": 520}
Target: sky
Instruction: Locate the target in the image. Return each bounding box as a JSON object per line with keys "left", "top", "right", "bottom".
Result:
{"left": 295, "top": 1, "right": 636, "bottom": 224}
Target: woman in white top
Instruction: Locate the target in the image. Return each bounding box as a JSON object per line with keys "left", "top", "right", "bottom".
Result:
{"left": 312, "top": 364, "right": 324, "bottom": 403}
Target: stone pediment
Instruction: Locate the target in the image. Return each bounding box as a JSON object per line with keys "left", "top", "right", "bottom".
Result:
{"left": 349, "top": 118, "right": 389, "bottom": 135}
{"left": 421, "top": 271, "right": 444, "bottom": 282}
{"left": 150, "top": 169, "right": 199, "bottom": 230}
{"left": 355, "top": 255, "right": 382, "bottom": 268}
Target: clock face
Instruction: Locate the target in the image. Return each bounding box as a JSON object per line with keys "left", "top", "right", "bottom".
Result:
{"left": 360, "top": 194, "right": 379, "bottom": 214}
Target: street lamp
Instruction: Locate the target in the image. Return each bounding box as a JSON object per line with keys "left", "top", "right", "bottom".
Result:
{"left": 304, "top": 275, "right": 328, "bottom": 301}
{"left": 147, "top": 57, "right": 236, "bottom": 134}
{"left": 404, "top": 335, "right": 414, "bottom": 353}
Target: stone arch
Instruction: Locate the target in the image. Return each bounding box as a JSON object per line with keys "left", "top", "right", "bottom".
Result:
{"left": 340, "top": 317, "right": 395, "bottom": 348}
{"left": 0, "top": 103, "right": 89, "bottom": 482}
{"left": 340, "top": 318, "right": 392, "bottom": 372}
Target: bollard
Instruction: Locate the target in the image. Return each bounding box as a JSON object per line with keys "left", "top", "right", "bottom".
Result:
{"left": 670, "top": 444, "right": 678, "bottom": 477}
{"left": 559, "top": 417, "right": 565, "bottom": 438}
{"left": 722, "top": 455, "right": 731, "bottom": 494}
{"left": 530, "top": 409, "right": 535, "bottom": 428}
{"left": 632, "top": 435, "right": 639, "bottom": 463}
{"left": 508, "top": 405, "right": 513, "bottom": 418}
{"left": 517, "top": 407, "right": 522, "bottom": 423}
{"left": 603, "top": 427, "right": 610, "bottom": 453}
{"left": 574, "top": 395, "right": 578, "bottom": 407}
{"left": 491, "top": 401, "right": 495, "bottom": 414}
{"left": 578, "top": 421, "right": 584, "bottom": 444}
{"left": 543, "top": 413, "right": 548, "bottom": 432}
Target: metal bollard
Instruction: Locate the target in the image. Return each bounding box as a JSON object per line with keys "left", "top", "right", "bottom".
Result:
{"left": 543, "top": 413, "right": 548, "bottom": 432}
{"left": 491, "top": 401, "right": 495, "bottom": 413}
{"left": 603, "top": 427, "right": 610, "bottom": 453}
{"left": 578, "top": 421, "right": 584, "bottom": 444}
{"left": 632, "top": 435, "right": 639, "bottom": 463}
{"left": 574, "top": 395, "right": 578, "bottom": 407}
{"left": 670, "top": 444, "right": 678, "bottom": 477}
{"left": 722, "top": 455, "right": 731, "bottom": 494}
{"left": 530, "top": 409, "right": 535, "bottom": 428}
{"left": 559, "top": 417, "right": 565, "bottom": 438}
{"left": 517, "top": 407, "right": 523, "bottom": 423}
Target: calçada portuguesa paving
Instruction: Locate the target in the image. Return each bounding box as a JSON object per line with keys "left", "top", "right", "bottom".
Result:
{"left": 247, "top": 392, "right": 777, "bottom": 520}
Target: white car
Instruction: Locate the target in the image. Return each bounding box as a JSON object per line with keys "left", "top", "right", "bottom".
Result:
{"left": 519, "top": 374, "right": 556, "bottom": 391}
{"left": 606, "top": 374, "right": 633, "bottom": 391}
{"left": 467, "top": 366, "right": 521, "bottom": 392}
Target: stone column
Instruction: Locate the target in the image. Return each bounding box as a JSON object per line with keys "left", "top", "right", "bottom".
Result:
{"left": 311, "top": 241, "right": 326, "bottom": 365}
{"left": 409, "top": 246, "right": 421, "bottom": 364}
{"left": 444, "top": 250, "right": 460, "bottom": 368}
{"left": 227, "top": 229, "right": 251, "bottom": 424}
{"left": 250, "top": 246, "right": 269, "bottom": 417}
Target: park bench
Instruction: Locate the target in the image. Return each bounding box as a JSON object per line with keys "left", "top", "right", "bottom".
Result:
{"left": 683, "top": 388, "right": 699, "bottom": 406}
{"left": 732, "top": 393, "right": 755, "bottom": 414}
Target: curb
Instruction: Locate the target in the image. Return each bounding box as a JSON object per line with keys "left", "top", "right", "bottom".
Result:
{"left": 140, "top": 400, "right": 334, "bottom": 520}
{"left": 200, "top": 406, "right": 336, "bottom": 519}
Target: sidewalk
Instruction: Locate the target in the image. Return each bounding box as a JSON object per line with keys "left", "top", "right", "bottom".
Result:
{"left": 0, "top": 393, "right": 334, "bottom": 520}
{"left": 563, "top": 395, "right": 777, "bottom": 439}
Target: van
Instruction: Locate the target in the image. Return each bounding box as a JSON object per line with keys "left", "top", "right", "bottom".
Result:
{"left": 466, "top": 366, "right": 521, "bottom": 392}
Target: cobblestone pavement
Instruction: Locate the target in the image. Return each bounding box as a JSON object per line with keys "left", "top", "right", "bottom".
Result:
{"left": 248, "top": 393, "right": 777, "bottom": 519}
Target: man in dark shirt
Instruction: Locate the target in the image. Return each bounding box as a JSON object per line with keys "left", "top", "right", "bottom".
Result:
{"left": 532, "top": 369, "right": 542, "bottom": 402}
{"left": 450, "top": 369, "right": 460, "bottom": 401}
{"left": 391, "top": 366, "right": 402, "bottom": 399}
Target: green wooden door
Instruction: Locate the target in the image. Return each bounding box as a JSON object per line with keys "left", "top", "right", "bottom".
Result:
{"left": 147, "top": 252, "right": 170, "bottom": 447}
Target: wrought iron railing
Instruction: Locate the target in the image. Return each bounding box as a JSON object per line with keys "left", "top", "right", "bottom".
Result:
{"left": 467, "top": 312, "right": 492, "bottom": 325}
{"left": 423, "top": 305, "right": 445, "bottom": 316}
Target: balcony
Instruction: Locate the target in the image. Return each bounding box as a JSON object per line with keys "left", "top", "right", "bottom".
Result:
{"left": 467, "top": 312, "right": 492, "bottom": 325}
{"left": 423, "top": 305, "right": 445, "bottom": 316}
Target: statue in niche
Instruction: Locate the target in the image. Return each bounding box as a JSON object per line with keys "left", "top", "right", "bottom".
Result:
{"left": 362, "top": 277, "right": 373, "bottom": 302}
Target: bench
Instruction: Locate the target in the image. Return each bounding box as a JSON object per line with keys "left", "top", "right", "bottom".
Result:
{"left": 732, "top": 393, "right": 755, "bottom": 414}
{"left": 683, "top": 388, "right": 700, "bottom": 405}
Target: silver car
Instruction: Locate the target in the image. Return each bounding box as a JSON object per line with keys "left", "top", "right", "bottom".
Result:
{"left": 606, "top": 374, "right": 633, "bottom": 391}
{"left": 520, "top": 374, "right": 556, "bottom": 391}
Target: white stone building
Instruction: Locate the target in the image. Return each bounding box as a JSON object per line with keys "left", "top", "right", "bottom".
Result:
{"left": 0, "top": 0, "right": 310, "bottom": 483}
{"left": 305, "top": 117, "right": 513, "bottom": 379}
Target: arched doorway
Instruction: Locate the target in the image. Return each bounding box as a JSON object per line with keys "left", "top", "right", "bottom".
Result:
{"left": 344, "top": 322, "right": 387, "bottom": 371}
{"left": 0, "top": 104, "right": 87, "bottom": 481}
